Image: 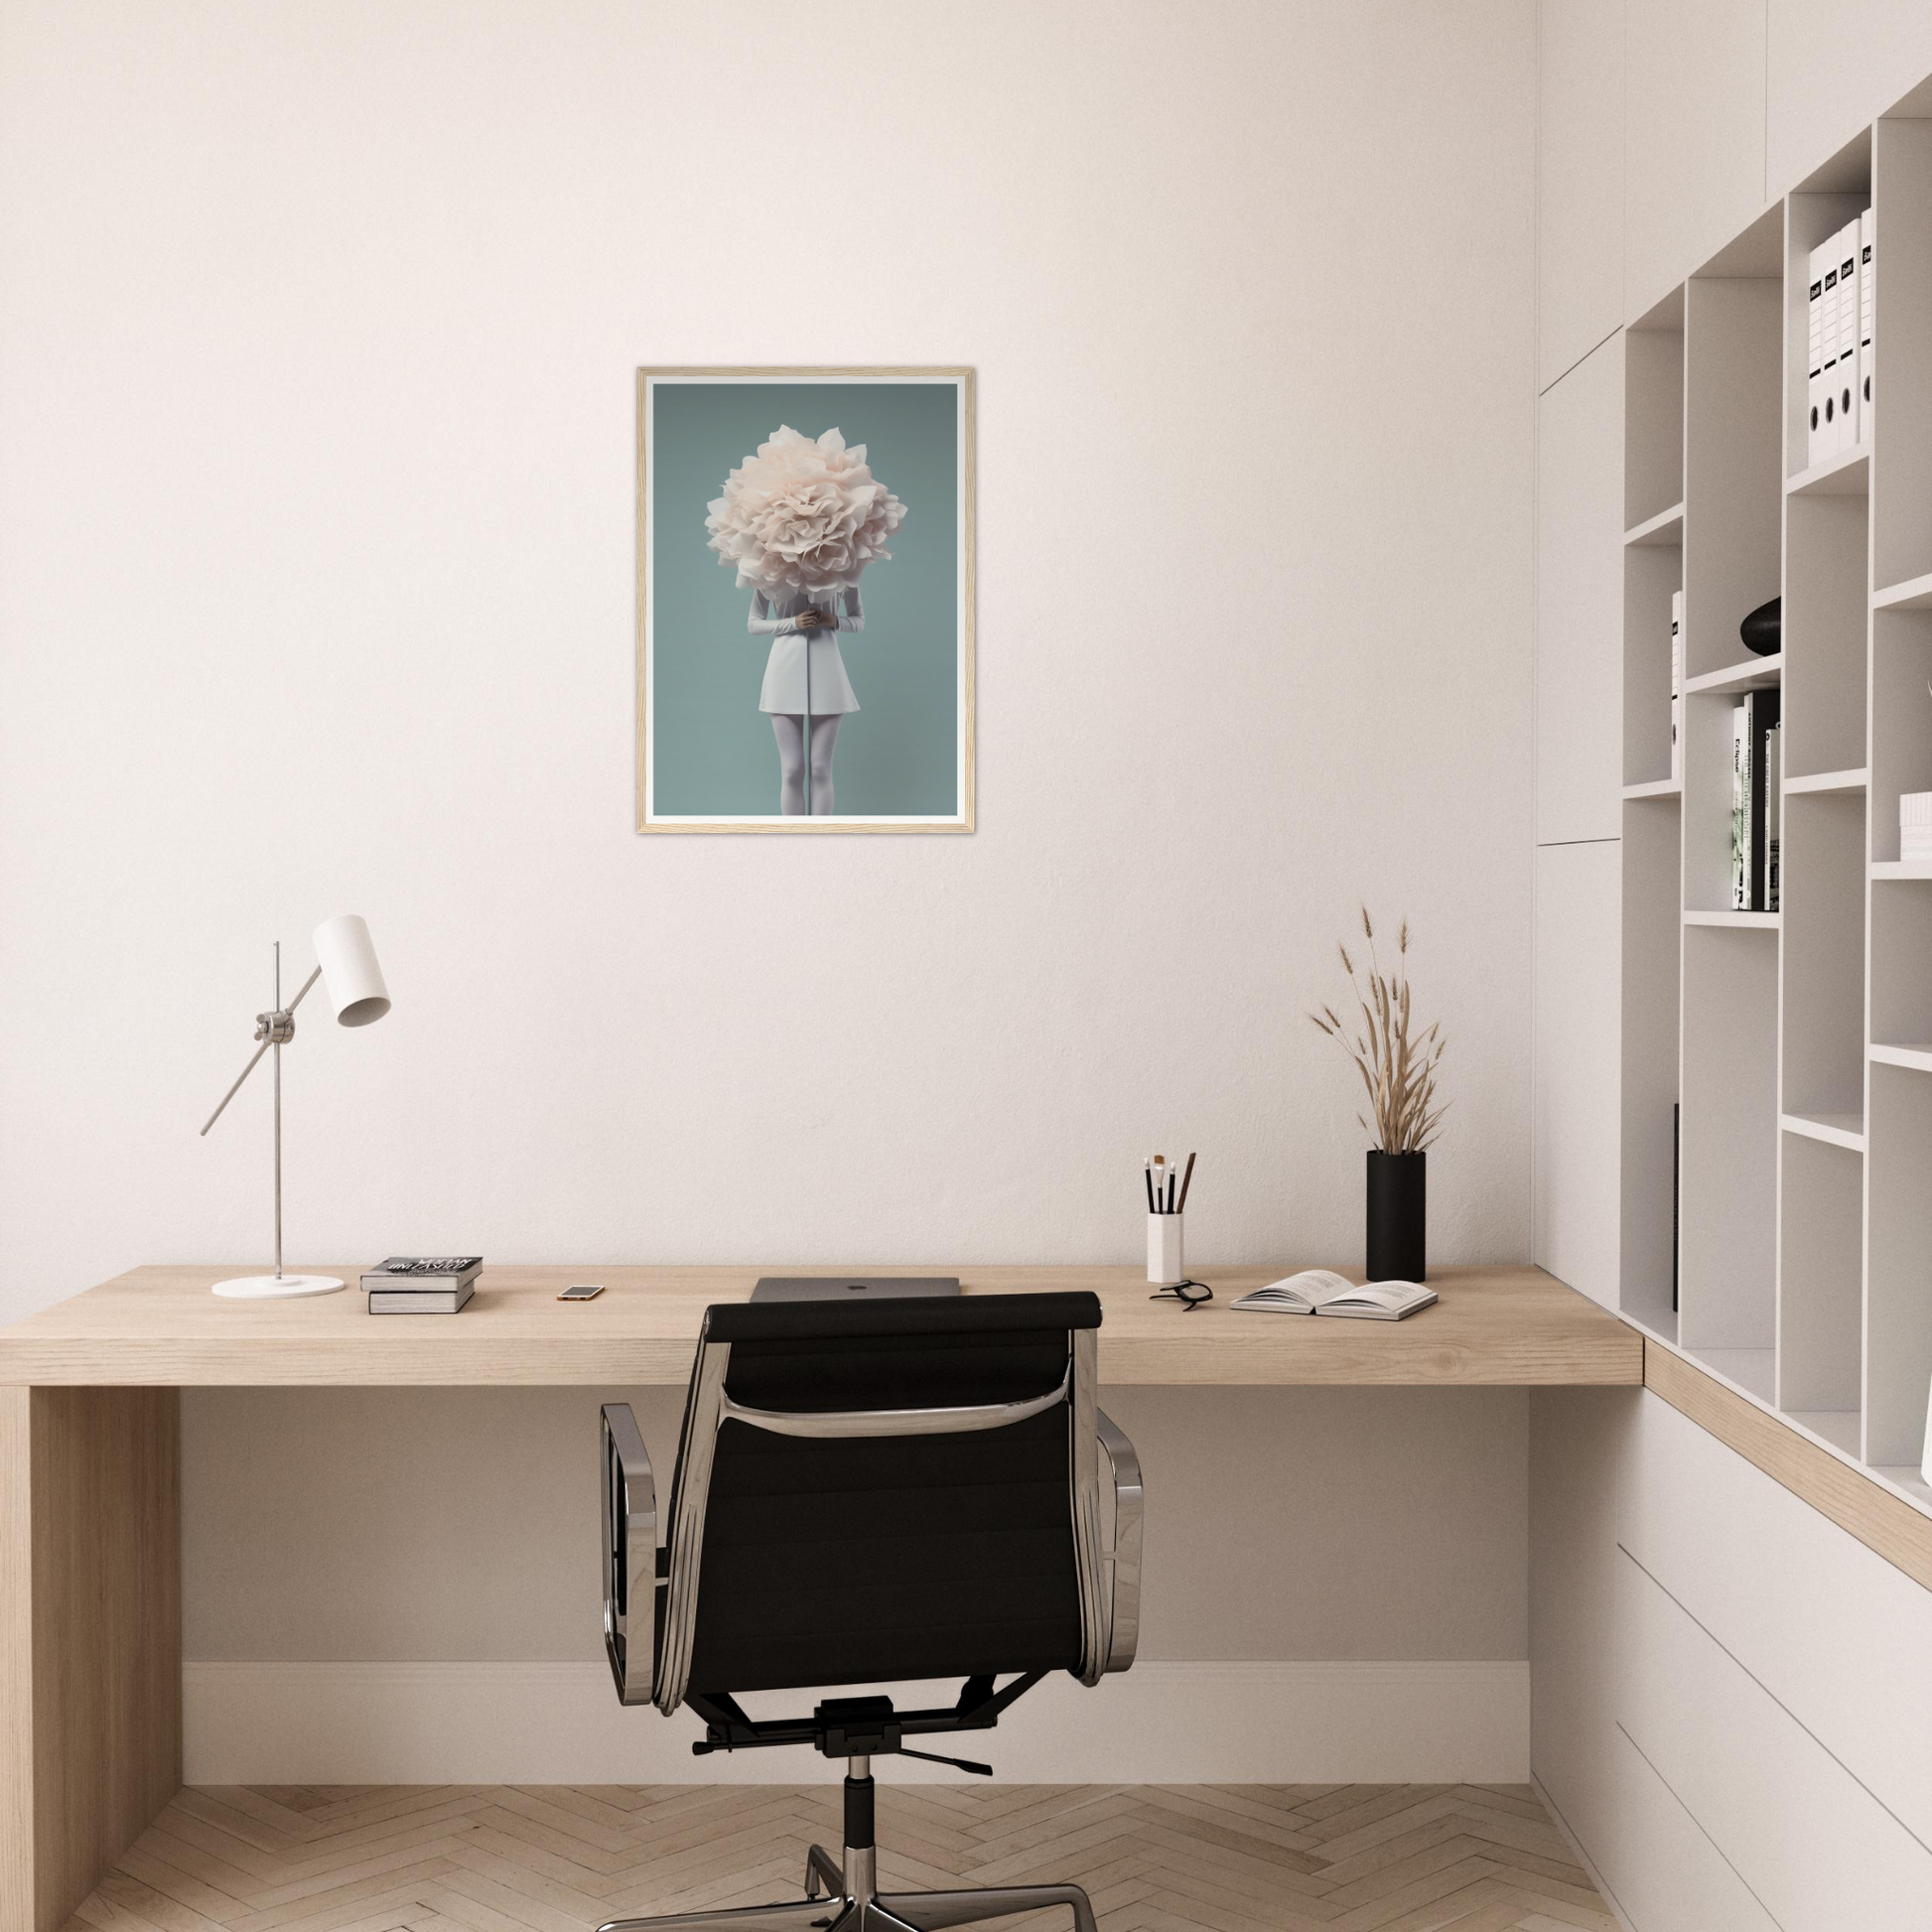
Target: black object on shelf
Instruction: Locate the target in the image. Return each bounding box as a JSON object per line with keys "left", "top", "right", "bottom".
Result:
{"left": 1672, "top": 1102, "right": 1680, "bottom": 1314}
{"left": 1740, "top": 595, "right": 1781, "bottom": 657}
{"left": 1366, "top": 1150, "right": 1426, "bottom": 1282}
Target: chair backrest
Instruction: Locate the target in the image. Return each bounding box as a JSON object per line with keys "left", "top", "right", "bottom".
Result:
{"left": 652, "top": 1291, "right": 1107, "bottom": 1713}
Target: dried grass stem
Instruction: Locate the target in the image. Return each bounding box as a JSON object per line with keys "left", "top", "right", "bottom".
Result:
{"left": 1309, "top": 906, "right": 1449, "bottom": 1154}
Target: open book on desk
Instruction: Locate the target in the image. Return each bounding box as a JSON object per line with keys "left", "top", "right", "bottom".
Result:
{"left": 1230, "top": 1270, "right": 1437, "bottom": 1320}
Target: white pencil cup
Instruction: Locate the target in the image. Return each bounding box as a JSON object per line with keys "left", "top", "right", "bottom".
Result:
{"left": 1148, "top": 1213, "right": 1185, "bottom": 1286}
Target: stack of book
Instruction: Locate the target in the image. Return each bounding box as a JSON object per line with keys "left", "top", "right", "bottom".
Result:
{"left": 1807, "top": 209, "right": 1873, "bottom": 464}
{"left": 1730, "top": 692, "right": 1781, "bottom": 911}
{"left": 361, "top": 1256, "right": 483, "bottom": 1313}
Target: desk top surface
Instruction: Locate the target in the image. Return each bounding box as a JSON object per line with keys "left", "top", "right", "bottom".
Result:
{"left": 0, "top": 1263, "right": 1640, "bottom": 1387}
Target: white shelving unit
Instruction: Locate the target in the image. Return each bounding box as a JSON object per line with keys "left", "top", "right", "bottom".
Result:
{"left": 1619, "top": 104, "right": 1932, "bottom": 1515}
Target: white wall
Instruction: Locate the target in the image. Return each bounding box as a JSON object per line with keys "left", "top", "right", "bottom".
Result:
{"left": 0, "top": 0, "right": 1540, "bottom": 1770}
{"left": 0, "top": 0, "right": 1537, "bottom": 1313}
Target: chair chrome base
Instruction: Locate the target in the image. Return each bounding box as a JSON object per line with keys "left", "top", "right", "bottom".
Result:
{"left": 595, "top": 1841, "right": 1098, "bottom": 1932}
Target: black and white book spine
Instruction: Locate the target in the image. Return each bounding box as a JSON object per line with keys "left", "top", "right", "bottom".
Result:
{"left": 1731, "top": 703, "right": 1749, "bottom": 909}
{"left": 1765, "top": 720, "right": 1782, "bottom": 912}
{"left": 1807, "top": 240, "right": 1828, "bottom": 467}
{"left": 1861, "top": 206, "right": 1874, "bottom": 444}
{"left": 1744, "top": 689, "right": 1781, "bottom": 910}
{"left": 1670, "top": 590, "right": 1683, "bottom": 781}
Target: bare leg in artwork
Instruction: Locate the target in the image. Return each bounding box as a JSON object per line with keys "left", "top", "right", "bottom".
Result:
{"left": 771, "top": 713, "right": 842, "bottom": 816}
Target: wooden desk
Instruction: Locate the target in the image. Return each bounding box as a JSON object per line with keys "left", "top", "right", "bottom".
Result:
{"left": 0, "top": 1262, "right": 1635, "bottom": 1932}
{"left": 0, "top": 1261, "right": 1637, "bottom": 1388}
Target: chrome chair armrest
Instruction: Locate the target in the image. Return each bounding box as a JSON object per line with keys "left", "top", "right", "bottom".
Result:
{"left": 1095, "top": 1407, "right": 1143, "bottom": 1673}
{"left": 601, "top": 1403, "right": 658, "bottom": 1707}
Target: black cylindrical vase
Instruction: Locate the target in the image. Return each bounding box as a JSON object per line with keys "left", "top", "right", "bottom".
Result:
{"left": 1366, "top": 1150, "right": 1426, "bottom": 1282}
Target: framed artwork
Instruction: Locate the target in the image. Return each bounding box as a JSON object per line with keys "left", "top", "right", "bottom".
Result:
{"left": 635, "top": 366, "right": 974, "bottom": 833}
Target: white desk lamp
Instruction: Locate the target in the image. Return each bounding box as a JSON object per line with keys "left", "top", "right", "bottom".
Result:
{"left": 200, "top": 913, "right": 391, "bottom": 1299}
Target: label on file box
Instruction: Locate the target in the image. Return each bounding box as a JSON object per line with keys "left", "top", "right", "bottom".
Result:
{"left": 1808, "top": 239, "right": 1830, "bottom": 467}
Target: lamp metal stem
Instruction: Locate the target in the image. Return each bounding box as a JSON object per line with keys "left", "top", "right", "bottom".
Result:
{"left": 273, "top": 941, "right": 283, "bottom": 1281}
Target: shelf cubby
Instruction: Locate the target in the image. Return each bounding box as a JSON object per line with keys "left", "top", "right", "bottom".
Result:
{"left": 1625, "top": 288, "right": 1685, "bottom": 533}
{"left": 1786, "top": 173, "right": 1870, "bottom": 483}
{"left": 1623, "top": 538, "right": 1681, "bottom": 788}
{"left": 1613, "top": 73, "right": 1932, "bottom": 1517}
{"left": 1869, "top": 873, "right": 1932, "bottom": 1050}
{"left": 1683, "top": 246, "right": 1782, "bottom": 684}
{"left": 1867, "top": 1062, "right": 1932, "bottom": 1466}
{"left": 1781, "top": 791, "right": 1865, "bottom": 1119}
{"left": 1872, "top": 115, "right": 1932, "bottom": 594}
{"left": 1678, "top": 925, "right": 1778, "bottom": 1362}
{"left": 1619, "top": 793, "right": 1683, "bottom": 1341}
{"left": 1869, "top": 607, "right": 1932, "bottom": 861}
{"left": 1784, "top": 494, "right": 1868, "bottom": 777}
{"left": 1777, "top": 1132, "right": 1863, "bottom": 1426}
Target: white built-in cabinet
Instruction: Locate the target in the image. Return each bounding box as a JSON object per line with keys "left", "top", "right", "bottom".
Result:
{"left": 1617, "top": 88, "right": 1932, "bottom": 1513}
{"left": 1532, "top": 24, "right": 1932, "bottom": 1932}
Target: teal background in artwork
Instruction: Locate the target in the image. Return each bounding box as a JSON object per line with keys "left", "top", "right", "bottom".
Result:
{"left": 648, "top": 380, "right": 960, "bottom": 818}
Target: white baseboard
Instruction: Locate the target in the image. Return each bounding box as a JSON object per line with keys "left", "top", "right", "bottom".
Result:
{"left": 183, "top": 1659, "right": 1528, "bottom": 1786}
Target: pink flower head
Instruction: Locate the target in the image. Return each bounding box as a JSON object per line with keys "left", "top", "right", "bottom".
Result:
{"left": 706, "top": 425, "right": 907, "bottom": 597}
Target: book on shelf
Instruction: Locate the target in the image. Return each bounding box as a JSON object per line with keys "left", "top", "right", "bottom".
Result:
{"left": 1729, "top": 692, "right": 1781, "bottom": 911}
{"left": 1861, "top": 207, "right": 1874, "bottom": 444}
{"left": 1837, "top": 218, "right": 1861, "bottom": 455}
{"left": 1807, "top": 239, "right": 1828, "bottom": 466}
{"left": 1671, "top": 1101, "right": 1680, "bottom": 1316}
{"left": 1738, "top": 691, "right": 1777, "bottom": 907}
{"left": 1748, "top": 690, "right": 1780, "bottom": 910}
{"left": 368, "top": 1281, "right": 475, "bottom": 1315}
{"left": 1765, "top": 720, "right": 1781, "bottom": 912}
{"left": 1730, "top": 703, "right": 1749, "bottom": 907}
{"left": 1230, "top": 1271, "right": 1437, "bottom": 1320}
{"left": 1670, "top": 591, "right": 1683, "bottom": 781}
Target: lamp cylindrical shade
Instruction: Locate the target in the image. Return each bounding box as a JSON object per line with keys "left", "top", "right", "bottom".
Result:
{"left": 312, "top": 914, "right": 390, "bottom": 1028}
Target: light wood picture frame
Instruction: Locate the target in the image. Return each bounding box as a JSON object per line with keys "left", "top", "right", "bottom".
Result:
{"left": 636, "top": 366, "right": 975, "bottom": 833}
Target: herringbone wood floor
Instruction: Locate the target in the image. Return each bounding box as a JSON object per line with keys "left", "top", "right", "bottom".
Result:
{"left": 65, "top": 1783, "right": 1617, "bottom": 1932}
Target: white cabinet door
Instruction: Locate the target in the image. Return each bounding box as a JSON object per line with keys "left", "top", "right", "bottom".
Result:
{"left": 1537, "top": 336, "right": 1624, "bottom": 844}
{"left": 1625, "top": 0, "right": 1769, "bottom": 318}
{"left": 1768, "top": 0, "right": 1932, "bottom": 194}
{"left": 1538, "top": 0, "right": 1624, "bottom": 390}
{"left": 1534, "top": 841, "right": 1622, "bottom": 1308}
{"left": 1622, "top": 1390, "right": 1932, "bottom": 1852}
{"left": 1617, "top": 1547, "right": 1932, "bottom": 1929}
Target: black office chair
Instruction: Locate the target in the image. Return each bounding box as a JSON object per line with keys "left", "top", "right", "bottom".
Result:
{"left": 597, "top": 1291, "right": 1143, "bottom": 1932}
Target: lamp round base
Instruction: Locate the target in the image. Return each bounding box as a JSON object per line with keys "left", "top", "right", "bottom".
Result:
{"left": 210, "top": 1274, "right": 345, "bottom": 1300}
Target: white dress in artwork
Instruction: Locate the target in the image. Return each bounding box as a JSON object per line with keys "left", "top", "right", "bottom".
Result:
{"left": 750, "top": 586, "right": 865, "bottom": 715}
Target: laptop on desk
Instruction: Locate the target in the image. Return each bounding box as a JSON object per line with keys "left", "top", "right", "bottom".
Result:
{"left": 751, "top": 1276, "right": 961, "bottom": 1303}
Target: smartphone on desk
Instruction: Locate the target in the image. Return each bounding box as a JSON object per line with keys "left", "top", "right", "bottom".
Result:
{"left": 558, "top": 1283, "right": 605, "bottom": 1301}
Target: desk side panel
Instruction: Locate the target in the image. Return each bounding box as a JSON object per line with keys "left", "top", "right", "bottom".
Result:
{"left": 1, "top": 1390, "right": 31, "bottom": 1932}
{"left": 28, "top": 1389, "right": 182, "bottom": 1932}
